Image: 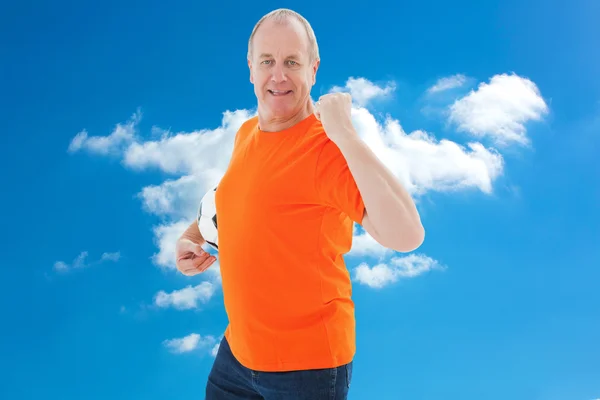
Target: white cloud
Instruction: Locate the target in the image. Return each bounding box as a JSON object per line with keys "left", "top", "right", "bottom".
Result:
{"left": 163, "top": 333, "right": 218, "bottom": 355}
{"left": 53, "top": 261, "right": 68, "bottom": 272}
{"left": 72, "top": 251, "right": 88, "bottom": 268}
{"left": 68, "top": 109, "right": 141, "bottom": 155}
{"left": 123, "top": 109, "right": 253, "bottom": 177}
{"left": 53, "top": 250, "right": 120, "bottom": 273}
{"left": 101, "top": 252, "right": 121, "bottom": 262}
{"left": 138, "top": 175, "right": 205, "bottom": 220}
{"left": 329, "top": 77, "right": 396, "bottom": 107}
{"left": 427, "top": 74, "right": 467, "bottom": 93}
{"left": 210, "top": 342, "right": 220, "bottom": 357}
{"left": 154, "top": 282, "right": 217, "bottom": 310}
{"left": 448, "top": 73, "right": 549, "bottom": 146}
{"left": 351, "top": 107, "right": 504, "bottom": 196}
{"left": 349, "top": 227, "right": 392, "bottom": 259}
{"left": 353, "top": 254, "right": 445, "bottom": 289}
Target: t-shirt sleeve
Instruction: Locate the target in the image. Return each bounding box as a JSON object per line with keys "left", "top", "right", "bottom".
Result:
{"left": 315, "top": 139, "right": 365, "bottom": 224}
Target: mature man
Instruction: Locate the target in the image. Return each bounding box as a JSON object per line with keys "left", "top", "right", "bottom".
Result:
{"left": 175, "top": 8, "right": 424, "bottom": 400}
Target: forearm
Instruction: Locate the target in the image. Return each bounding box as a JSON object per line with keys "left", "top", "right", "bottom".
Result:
{"left": 333, "top": 130, "right": 424, "bottom": 249}
{"left": 180, "top": 221, "right": 205, "bottom": 244}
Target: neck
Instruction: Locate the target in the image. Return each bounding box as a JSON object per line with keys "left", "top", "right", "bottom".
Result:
{"left": 257, "top": 101, "right": 315, "bottom": 132}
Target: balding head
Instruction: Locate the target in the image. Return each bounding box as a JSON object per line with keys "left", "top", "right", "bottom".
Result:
{"left": 247, "top": 8, "right": 320, "bottom": 63}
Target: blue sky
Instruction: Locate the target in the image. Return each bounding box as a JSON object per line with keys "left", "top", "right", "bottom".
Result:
{"left": 1, "top": 0, "right": 599, "bottom": 399}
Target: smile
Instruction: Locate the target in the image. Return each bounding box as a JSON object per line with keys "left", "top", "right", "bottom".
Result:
{"left": 268, "top": 90, "right": 292, "bottom": 96}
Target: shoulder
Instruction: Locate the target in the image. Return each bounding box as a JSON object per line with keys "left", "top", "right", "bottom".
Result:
{"left": 237, "top": 115, "right": 259, "bottom": 134}
{"left": 241, "top": 115, "right": 259, "bottom": 129}
{"left": 232, "top": 115, "right": 259, "bottom": 145}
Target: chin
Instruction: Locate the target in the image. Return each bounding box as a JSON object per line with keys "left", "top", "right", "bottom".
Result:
{"left": 268, "top": 106, "right": 294, "bottom": 119}
{"left": 264, "top": 99, "right": 295, "bottom": 114}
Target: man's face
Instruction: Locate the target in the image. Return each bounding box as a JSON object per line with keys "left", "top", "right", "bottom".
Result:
{"left": 248, "top": 18, "right": 319, "bottom": 121}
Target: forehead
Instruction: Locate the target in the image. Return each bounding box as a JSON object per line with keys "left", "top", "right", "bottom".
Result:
{"left": 252, "top": 18, "right": 309, "bottom": 59}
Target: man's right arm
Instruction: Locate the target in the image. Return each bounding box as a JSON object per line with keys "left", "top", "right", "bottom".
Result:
{"left": 179, "top": 221, "right": 205, "bottom": 244}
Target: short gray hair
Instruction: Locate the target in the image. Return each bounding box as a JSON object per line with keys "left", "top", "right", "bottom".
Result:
{"left": 247, "top": 8, "right": 320, "bottom": 62}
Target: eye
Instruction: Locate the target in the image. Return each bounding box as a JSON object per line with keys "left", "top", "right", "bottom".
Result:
{"left": 261, "top": 60, "right": 272, "bottom": 65}
{"left": 287, "top": 60, "right": 298, "bottom": 65}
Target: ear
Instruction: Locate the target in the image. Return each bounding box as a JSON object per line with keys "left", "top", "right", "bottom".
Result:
{"left": 312, "top": 59, "right": 320, "bottom": 85}
{"left": 248, "top": 59, "right": 254, "bottom": 84}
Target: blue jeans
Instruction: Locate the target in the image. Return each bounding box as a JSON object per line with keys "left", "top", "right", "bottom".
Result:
{"left": 205, "top": 336, "right": 353, "bottom": 400}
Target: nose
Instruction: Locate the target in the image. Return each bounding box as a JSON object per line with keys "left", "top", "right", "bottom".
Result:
{"left": 270, "top": 63, "right": 287, "bottom": 83}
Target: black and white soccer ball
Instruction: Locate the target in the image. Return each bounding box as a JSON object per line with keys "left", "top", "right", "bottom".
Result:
{"left": 197, "top": 185, "right": 218, "bottom": 250}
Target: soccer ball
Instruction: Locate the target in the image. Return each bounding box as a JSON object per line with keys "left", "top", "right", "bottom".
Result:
{"left": 197, "top": 185, "right": 218, "bottom": 250}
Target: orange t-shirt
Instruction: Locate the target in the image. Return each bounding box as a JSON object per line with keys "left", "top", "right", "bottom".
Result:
{"left": 215, "top": 113, "right": 365, "bottom": 372}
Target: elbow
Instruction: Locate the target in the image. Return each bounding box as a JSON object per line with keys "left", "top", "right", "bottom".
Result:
{"left": 387, "top": 224, "right": 425, "bottom": 253}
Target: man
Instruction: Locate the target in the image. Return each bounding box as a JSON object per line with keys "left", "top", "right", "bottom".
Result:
{"left": 175, "top": 8, "right": 424, "bottom": 400}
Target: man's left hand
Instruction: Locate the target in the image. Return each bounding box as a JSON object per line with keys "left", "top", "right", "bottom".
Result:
{"left": 314, "top": 92, "right": 357, "bottom": 144}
